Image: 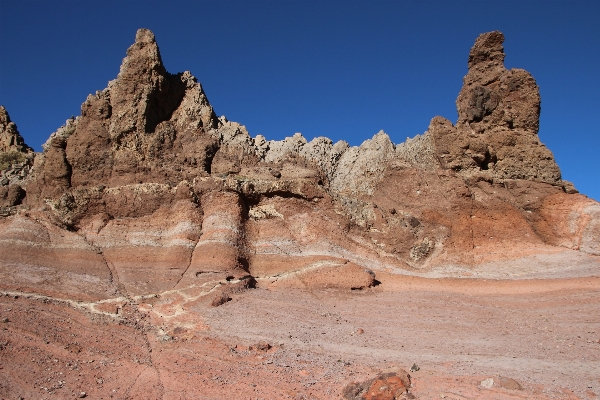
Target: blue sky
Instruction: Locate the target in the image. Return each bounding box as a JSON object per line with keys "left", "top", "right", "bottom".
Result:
{"left": 1, "top": 0, "right": 598, "bottom": 200}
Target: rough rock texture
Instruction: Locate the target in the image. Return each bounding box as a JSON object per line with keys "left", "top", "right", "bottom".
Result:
{"left": 428, "top": 31, "right": 562, "bottom": 184}
{"left": 0, "top": 106, "right": 32, "bottom": 154}
{"left": 0, "top": 106, "right": 35, "bottom": 206}
{"left": 2, "top": 28, "right": 597, "bottom": 291}
{"left": 343, "top": 370, "right": 411, "bottom": 399}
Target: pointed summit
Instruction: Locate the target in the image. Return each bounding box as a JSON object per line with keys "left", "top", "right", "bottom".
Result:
{"left": 0, "top": 106, "right": 32, "bottom": 154}
{"left": 428, "top": 31, "right": 562, "bottom": 184}
{"left": 117, "top": 28, "right": 166, "bottom": 80}
{"left": 109, "top": 28, "right": 181, "bottom": 137}
{"left": 467, "top": 30, "right": 505, "bottom": 69}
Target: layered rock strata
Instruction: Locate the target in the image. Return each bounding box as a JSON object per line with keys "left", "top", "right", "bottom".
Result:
{"left": 0, "top": 29, "right": 598, "bottom": 302}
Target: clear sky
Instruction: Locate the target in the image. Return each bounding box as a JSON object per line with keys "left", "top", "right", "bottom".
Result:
{"left": 1, "top": 0, "right": 598, "bottom": 201}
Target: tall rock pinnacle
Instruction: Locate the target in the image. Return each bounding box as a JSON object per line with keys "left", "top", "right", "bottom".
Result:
{"left": 28, "top": 28, "right": 220, "bottom": 190}
{"left": 109, "top": 28, "right": 181, "bottom": 138}
{"left": 429, "top": 31, "right": 561, "bottom": 184}
{"left": 0, "top": 106, "right": 32, "bottom": 154}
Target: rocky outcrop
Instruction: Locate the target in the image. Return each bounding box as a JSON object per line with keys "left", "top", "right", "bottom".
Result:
{"left": 427, "top": 31, "right": 562, "bottom": 185}
{"left": 0, "top": 106, "right": 32, "bottom": 154}
{"left": 0, "top": 106, "right": 34, "bottom": 207}
{"left": 1, "top": 29, "right": 598, "bottom": 308}
{"left": 28, "top": 29, "right": 219, "bottom": 194}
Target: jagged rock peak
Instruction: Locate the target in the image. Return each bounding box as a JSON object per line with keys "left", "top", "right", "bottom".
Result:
{"left": 119, "top": 28, "right": 165, "bottom": 78}
{"left": 0, "top": 106, "right": 32, "bottom": 154}
{"left": 108, "top": 28, "right": 179, "bottom": 138}
{"left": 468, "top": 30, "right": 506, "bottom": 69}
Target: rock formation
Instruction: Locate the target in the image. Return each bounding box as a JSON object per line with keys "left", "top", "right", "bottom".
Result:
{"left": 429, "top": 31, "right": 562, "bottom": 184}
{"left": 0, "top": 106, "right": 32, "bottom": 154}
{"left": 1, "top": 28, "right": 599, "bottom": 400}
{"left": 0, "top": 106, "right": 33, "bottom": 208}
{"left": 0, "top": 29, "right": 598, "bottom": 302}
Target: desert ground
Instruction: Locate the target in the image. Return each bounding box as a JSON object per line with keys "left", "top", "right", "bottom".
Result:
{"left": 1, "top": 265, "right": 599, "bottom": 400}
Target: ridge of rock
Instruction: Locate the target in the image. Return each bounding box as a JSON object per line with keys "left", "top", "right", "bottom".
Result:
{"left": 1, "top": 29, "right": 598, "bottom": 304}
{"left": 0, "top": 106, "right": 34, "bottom": 208}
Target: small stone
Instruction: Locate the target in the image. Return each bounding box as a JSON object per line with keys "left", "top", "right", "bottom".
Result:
{"left": 252, "top": 341, "right": 271, "bottom": 351}
{"left": 480, "top": 377, "right": 494, "bottom": 389}
{"left": 410, "top": 363, "right": 420, "bottom": 372}
{"left": 210, "top": 292, "right": 231, "bottom": 307}
{"left": 78, "top": 392, "right": 87, "bottom": 398}
{"left": 496, "top": 376, "right": 522, "bottom": 390}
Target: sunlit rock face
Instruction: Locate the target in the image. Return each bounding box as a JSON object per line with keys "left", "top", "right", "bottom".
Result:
{"left": 1, "top": 29, "right": 598, "bottom": 306}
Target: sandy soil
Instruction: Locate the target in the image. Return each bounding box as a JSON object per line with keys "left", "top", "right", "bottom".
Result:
{"left": 1, "top": 273, "right": 599, "bottom": 399}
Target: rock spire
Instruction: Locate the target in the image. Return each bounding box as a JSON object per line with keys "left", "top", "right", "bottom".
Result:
{"left": 0, "top": 106, "right": 32, "bottom": 154}
{"left": 428, "top": 31, "right": 562, "bottom": 184}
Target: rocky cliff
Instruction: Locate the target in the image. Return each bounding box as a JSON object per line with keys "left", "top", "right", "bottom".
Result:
{"left": 0, "top": 29, "right": 598, "bottom": 303}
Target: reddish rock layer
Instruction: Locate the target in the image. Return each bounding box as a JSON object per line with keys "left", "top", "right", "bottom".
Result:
{"left": 0, "top": 29, "right": 598, "bottom": 317}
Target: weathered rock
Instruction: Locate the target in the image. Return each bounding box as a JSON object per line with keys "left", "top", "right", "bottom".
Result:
{"left": 0, "top": 106, "right": 32, "bottom": 154}
{"left": 0, "top": 214, "right": 115, "bottom": 301}
{"left": 481, "top": 376, "right": 522, "bottom": 391}
{"left": 30, "top": 28, "right": 220, "bottom": 195}
{"left": 343, "top": 371, "right": 411, "bottom": 400}
{"left": 0, "top": 184, "right": 25, "bottom": 207}
{"left": 296, "top": 262, "right": 376, "bottom": 290}
{"left": 0, "top": 107, "right": 35, "bottom": 189}
{"left": 1, "top": 29, "right": 598, "bottom": 308}
{"left": 1, "top": 28, "right": 599, "bottom": 400}
{"left": 331, "top": 131, "right": 395, "bottom": 197}
{"left": 428, "top": 31, "right": 562, "bottom": 184}
{"left": 299, "top": 136, "right": 349, "bottom": 184}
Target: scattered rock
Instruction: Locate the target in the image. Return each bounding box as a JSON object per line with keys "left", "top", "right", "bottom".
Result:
{"left": 210, "top": 292, "right": 232, "bottom": 307}
{"left": 495, "top": 376, "right": 522, "bottom": 390}
{"left": 343, "top": 371, "right": 411, "bottom": 400}
{"left": 250, "top": 341, "right": 272, "bottom": 351}
{"left": 480, "top": 377, "right": 494, "bottom": 389}
{"left": 480, "top": 376, "right": 522, "bottom": 390}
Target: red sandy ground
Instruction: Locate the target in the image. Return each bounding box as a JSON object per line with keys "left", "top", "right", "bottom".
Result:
{"left": 1, "top": 275, "right": 599, "bottom": 399}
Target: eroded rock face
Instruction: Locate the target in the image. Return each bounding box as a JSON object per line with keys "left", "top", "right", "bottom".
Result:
{"left": 1, "top": 29, "right": 599, "bottom": 309}
{"left": 0, "top": 106, "right": 32, "bottom": 154}
{"left": 29, "top": 29, "right": 220, "bottom": 193}
{"left": 428, "top": 31, "right": 562, "bottom": 184}
{"left": 0, "top": 107, "right": 35, "bottom": 207}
